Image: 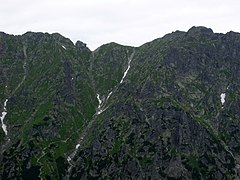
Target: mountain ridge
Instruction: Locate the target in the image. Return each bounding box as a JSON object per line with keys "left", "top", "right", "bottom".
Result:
{"left": 4, "top": 26, "right": 236, "bottom": 51}
{"left": 1, "top": 26, "right": 240, "bottom": 179}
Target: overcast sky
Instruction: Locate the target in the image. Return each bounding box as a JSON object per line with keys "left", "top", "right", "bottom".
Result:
{"left": 1, "top": 0, "right": 239, "bottom": 50}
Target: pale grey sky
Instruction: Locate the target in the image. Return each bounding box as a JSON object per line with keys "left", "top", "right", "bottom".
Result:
{"left": 0, "top": 0, "right": 239, "bottom": 50}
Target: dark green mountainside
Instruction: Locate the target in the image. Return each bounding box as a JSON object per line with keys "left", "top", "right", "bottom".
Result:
{"left": 1, "top": 27, "right": 240, "bottom": 179}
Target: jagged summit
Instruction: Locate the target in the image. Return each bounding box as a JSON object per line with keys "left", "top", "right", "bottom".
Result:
{"left": 75, "top": 40, "right": 87, "bottom": 48}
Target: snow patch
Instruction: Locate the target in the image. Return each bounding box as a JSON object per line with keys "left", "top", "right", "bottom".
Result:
{"left": 106, "top": 91, "right": 112, "bottom": 101}
{"left": 220, "top": 93, "right": 226, "bottom": 106}
{"left": 67, "top": 156, "right": 71, "bottom": 162}
{"left": 75, "top": 144, "right": 80, "bottom": 149}
{"left": 96, "top": 107, "right": 109, "bottom": 115}
{"left": 97, "top": 94, "right": 103, "bottom": 115}
{"left": 96, "top": 93, "right": 104, "bottom": 115}
{"left": 1, "top": 99, "right": 9, "bottom": 135}
{"left": 96, "top": 91, "right": 113, "bottom": 115}
{"left": 97, "top": 109, "right": 103, "bottom": 115}
{"left": 97, "top": 94, "right": 102, "bottom": 109}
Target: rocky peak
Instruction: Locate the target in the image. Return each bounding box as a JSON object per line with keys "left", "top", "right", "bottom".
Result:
{"left": 75, "top": 40, "right": 90, "bottom": 51}
{"left": 187, "top": 26, "right": 214, "bottom": 37}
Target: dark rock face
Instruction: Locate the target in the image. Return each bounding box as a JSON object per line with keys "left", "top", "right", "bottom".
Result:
{"left": 1, "top": 27, "right": 240, "bottom": 179}
{"left": 75, "top": 40, "right": 90, "bottom": 51}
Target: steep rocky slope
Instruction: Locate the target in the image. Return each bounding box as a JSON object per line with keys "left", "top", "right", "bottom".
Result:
{"left": 1, "top": 27, "right": 240, "bottom": 179}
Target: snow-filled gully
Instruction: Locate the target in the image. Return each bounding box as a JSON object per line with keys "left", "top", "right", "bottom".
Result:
{"left": 66, "top": 50, "right": 135, "bottom": 173}
{"left": 1, "top": 46, "right": 28, "bottom": 141}
{"left": 96, "top": 51, "right": 135, "bottom": 115}
{"left": 120, "top": 51, "right": 135, "bottom": 84}
{"left": 0, "top": 99, "right": 9, "bottom": 136}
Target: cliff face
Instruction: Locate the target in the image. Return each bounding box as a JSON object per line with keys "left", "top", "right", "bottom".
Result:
{"left": 1, "top": 27, "right": 240, "bottom": 179}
